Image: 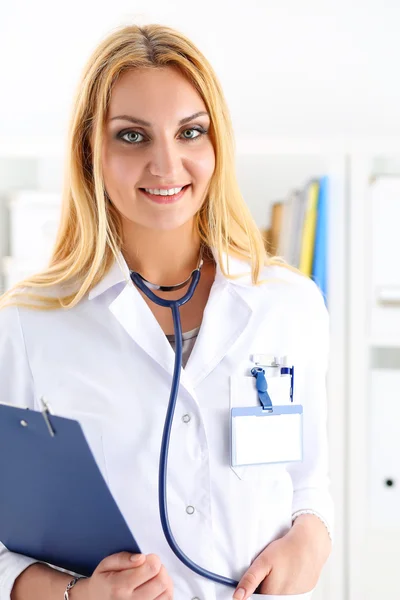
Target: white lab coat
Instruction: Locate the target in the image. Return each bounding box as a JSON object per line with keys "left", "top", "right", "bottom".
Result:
{"left": 0, "top": 253, "right": 333, "bottom": 600}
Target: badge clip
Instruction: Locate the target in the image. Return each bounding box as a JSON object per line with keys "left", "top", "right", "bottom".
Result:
{"left": 251, "top": 367, "right": 273, "bottom": 412}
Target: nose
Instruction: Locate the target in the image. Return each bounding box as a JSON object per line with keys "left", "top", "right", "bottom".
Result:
{"left": 148, "top": 139, "right": 182, "bottom": 180}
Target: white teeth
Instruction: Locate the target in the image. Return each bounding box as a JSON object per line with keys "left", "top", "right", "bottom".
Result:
{"left": 144, "top": 187, "right": 184, "bottom": 196}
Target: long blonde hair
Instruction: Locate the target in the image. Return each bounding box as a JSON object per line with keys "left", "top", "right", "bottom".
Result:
{"left": 1, "top": 23, "right": 292, "bottom": 311}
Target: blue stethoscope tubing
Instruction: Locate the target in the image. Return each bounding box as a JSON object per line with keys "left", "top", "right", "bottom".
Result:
{"left": 130, "top": 268, "right": 238, "bottom": 588}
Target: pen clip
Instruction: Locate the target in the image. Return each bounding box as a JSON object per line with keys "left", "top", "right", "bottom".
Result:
{"left": 39, "top": 397, "right": 56, "bottom": 438}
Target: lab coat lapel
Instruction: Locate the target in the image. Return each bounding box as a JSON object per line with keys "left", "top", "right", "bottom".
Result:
{"left": 106, "top": 274, "right": 198, "bottom": 398}
{"left": 184, "top": 277, "right": 254, "bottom": 387}
{"left": 109, "top": 282, "right": 177, "bottom": 378}
{"left": 89, "top": 254, "right": 176, "bottom": 379}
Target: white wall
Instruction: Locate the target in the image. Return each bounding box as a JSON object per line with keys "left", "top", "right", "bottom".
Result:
{"left": 1, "top": 0, "right": 400, "bottom": 144}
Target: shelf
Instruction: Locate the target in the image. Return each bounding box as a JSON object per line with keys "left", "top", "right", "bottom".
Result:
{"left": 235, "top": 136, "right": 400, "bottom": 155}
{"left": 0, "top": 138, "right": 65, "bottom": 158}
{"left": 368, "top": 335, "right": 400, "bottom": 349}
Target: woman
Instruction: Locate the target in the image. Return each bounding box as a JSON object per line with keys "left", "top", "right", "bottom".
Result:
{"left": 0, "top": 24, "right": 333, "bottom": 600}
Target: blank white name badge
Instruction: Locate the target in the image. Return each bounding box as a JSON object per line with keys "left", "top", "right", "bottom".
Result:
{"left": 231, "top": 364, "right": 303, "bottom": 467}
{"left": 231, "top": 405, "right": 303, "bottom": 466}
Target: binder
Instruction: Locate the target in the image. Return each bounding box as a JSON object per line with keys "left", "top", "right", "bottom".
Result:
{"left": 0, "top": 402, "right": 141, "bottom": 577}
{"left": 312, "top": 176, "right": 329, "bottom": 302}
{"left": 299, "top": 180, "right": 319, "bottom": 276}
{"left": 269, "top": 201, "right": 284, "bottom": 255}
{"left": 292, "top": 186, "right": 309, "bottom": 269}
{"left": 277, "top": 190, "right": 297, "bottom": 263}
{"left": 278, "top": 189, "right": 303, "bottom": 267}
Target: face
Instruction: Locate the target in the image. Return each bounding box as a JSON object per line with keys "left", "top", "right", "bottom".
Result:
{"left": 102, "top": 66, "right": 215, "bottom": 232}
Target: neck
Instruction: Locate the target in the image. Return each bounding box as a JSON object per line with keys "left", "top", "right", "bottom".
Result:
{"left": 122, "top": 220, "right": 203, "bottom": 286}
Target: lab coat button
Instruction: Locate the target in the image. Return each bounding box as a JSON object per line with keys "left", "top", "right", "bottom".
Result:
{"left": 182, "top": 414, "right": 191, "bottom": 423}
{"left": 186, "top": 505, "right": 195, "bottom": 515}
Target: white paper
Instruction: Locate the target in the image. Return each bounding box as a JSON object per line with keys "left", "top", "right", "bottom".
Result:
{"left": 233, "top": 412, "right": 302, "bottom": 466}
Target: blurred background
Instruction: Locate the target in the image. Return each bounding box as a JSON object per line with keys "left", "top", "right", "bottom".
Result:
{"left": 1, "top": 1, "right": 400, "bottom": 598}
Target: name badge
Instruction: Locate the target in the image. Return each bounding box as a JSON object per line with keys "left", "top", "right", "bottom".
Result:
{"left": 231, "top": 363, "right": 303, "bottom": 467}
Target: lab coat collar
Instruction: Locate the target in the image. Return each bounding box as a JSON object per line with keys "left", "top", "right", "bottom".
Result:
{"left": 88, "top": 249, "right": 254, "bottom": 301}
{"left": 87, "top": 249, "right": 257, "bottom": 392}
{"left": 88, "top": 254, "right": 131, "bottom": 300}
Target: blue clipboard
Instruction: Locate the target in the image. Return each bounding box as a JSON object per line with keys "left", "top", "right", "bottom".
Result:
{"left": 0, "top": 402, "right": 141, "bottom": 577}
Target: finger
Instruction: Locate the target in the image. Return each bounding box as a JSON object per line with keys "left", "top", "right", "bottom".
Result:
{"left": 233, "top": 554, "right": 273, "bottom": 600}
{"left": 97, "top": 551, "right": 146, "bottom": 573}
{"left": 132, "top": 565, "right": 172, "bottom": 599}
{"left": 121, "top": 553, "right": 162, "bottom": 590}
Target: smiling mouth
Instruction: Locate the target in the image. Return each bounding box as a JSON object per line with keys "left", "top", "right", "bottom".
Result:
{"left": 139, "top": 184, "right": 191, "bottom": 204}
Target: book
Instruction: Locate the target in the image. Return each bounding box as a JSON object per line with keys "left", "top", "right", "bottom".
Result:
{"left": 312, "top": 176, "right": 328, "bottom": 302}
{"left": 299, "top": 180, "right": 320, "bottom": 276}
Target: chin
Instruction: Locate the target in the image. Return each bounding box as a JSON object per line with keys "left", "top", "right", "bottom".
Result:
{"left": 141, "top": 205, "right": 200, "bottom": 232}
{"left": 146, "top": 216, "right": 194, "bottom": 232}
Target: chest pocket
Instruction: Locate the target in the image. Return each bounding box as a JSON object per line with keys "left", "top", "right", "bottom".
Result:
{"left": 231, "top": 461, "right": 284, "bottom": 484}
{"left": 229, "top": 370, "right": 292, "bottom": 483}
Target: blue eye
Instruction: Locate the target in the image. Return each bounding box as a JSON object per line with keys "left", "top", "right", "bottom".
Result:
{"left": 181, "top": 127, "right": 203, "bottom": 140}
{"left": 119, "top": 131, "right": 145, "bottom": 144}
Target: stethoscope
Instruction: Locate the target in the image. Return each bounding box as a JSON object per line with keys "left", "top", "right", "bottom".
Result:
{"left": 130, "top": 250, "right": 239, "bottom": 589}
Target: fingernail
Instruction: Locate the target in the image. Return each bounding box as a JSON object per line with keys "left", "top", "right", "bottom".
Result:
{"left": 130, "top": 554, "right": 143, "bottom": 562}
{"left": 233, "top": 588, "right": 246, "bottom": 600}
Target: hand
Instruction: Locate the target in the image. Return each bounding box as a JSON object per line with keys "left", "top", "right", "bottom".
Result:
{"left": 232, "top": 516, "right": 331, "bottom": 599}
{"left": 75, "top": 551, "right": 173, "bottom": 599}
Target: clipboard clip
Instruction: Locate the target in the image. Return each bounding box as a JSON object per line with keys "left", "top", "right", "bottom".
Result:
{"left": 0, "top": 399, "right": 56, "bottom": 437}
{"left": 39, "top": 397, "right": 56, "bottom": 438}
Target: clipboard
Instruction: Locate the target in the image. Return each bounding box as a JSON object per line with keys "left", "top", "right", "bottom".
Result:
{"left": 0, "top": 401, "right": 141, "bottom": 577}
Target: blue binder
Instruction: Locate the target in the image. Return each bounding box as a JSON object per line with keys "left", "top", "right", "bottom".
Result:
{"left": 0, "top": 402, "right": 141, "bottom": 577}
{"left": 312, "top": 175, "right": 329, "bottom": 305}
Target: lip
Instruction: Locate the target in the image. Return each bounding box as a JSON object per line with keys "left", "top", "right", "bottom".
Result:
{"left": 142, "top": 185, "right": 189, "bottom": 190}
{"left": 139, "top": 184, "right": 190, "bottom": 205}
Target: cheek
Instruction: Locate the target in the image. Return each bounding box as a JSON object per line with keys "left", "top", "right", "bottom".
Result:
{"left": 102, "top": 146, "right": 140, "bottom": 190}
{"left": 187, "top": 144, "right": 215, "bottom": 185}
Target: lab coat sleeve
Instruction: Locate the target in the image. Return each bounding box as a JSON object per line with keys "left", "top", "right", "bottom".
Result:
{"left": 286, "top": 282, "right": 334, "bottom": 540}
{"left": 0, "top": 306, "right": 40, "bottom": 599}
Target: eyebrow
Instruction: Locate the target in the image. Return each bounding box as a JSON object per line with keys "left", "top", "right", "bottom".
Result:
{"left": 109, "top": 111, "right": 210, "bottom": 127}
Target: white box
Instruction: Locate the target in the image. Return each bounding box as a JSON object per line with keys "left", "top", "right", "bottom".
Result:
{"left": 369, "top": 176, "right": 400, "bottom": 342}
{"left": 8, "top": 190, "right": 62, "bottom": 260}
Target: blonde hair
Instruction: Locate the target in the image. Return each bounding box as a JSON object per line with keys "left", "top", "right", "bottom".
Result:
{"left": 1, "top": 23, "right": 295, "bottom": 311}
